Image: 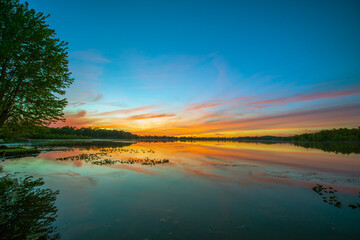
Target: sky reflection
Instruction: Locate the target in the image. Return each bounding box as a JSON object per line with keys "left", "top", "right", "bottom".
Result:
{"left": 5, "top": 141, "right": 359, "bottom": 192}
{"left": 1, "top": 141, "right": 360, "bottom": 239}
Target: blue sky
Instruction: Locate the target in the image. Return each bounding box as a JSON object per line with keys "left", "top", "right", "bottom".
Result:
{"left": 27, "top": 0, "right": 360, "bottom": 136}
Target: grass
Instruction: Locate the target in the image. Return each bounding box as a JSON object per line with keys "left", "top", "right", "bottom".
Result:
{"left": 0, "top": 148, "right": 41, "bottom": 157}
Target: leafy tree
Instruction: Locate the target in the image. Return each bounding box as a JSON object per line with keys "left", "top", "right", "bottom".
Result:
{"left": 0, "top": 166, "right": 60, "bottom": 239}
{"left": 292, "top": 127, "right": 360, "bottom": 142}
{"left": 0, "top": 0, "right": 73, "bottom": 137}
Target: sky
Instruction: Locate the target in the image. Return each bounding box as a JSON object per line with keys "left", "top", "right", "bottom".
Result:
{"left": 27, "top": 0, "right": 360, "bottom": 137}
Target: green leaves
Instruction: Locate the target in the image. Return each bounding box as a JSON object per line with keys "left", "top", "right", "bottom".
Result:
{"left": 0, "top": 0, "right": 73, "bottom": 137}
{"left": 0, "top": 172, "right": 60, "bottom": 239}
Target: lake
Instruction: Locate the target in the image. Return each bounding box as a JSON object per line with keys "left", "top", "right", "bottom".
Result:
{"left": 1, "top": 140, "right": 359, "bottom": 240}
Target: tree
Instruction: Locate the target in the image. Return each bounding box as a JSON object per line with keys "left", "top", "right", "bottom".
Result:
{"left": 0, "top": 166, "right": 60, "bottom": 239}
{"left": 0, "top": 0, "right": 73, "bottom": 136}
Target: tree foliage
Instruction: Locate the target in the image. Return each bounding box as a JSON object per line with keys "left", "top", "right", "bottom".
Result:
{"left": 0, "top": 167, "right": 60, "bottom": 239}
{"left": 27, "top": 126, "right": 138, "bottom": 139}
{"left": 293, "top": 127, "right": 360, "bottom": 141}
{"left": 0, "top": 0, "right": 73, "bottom": 135}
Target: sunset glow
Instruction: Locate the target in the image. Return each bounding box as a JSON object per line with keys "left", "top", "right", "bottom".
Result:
{"left": 30, "top": 0, "right": 360, "bottom": 136}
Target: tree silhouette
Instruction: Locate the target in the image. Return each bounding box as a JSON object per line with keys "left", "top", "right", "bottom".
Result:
{"left": 0, "top": 0, "right": 73, "bottom": 137}
{"left": 0, "top": 166, "right": 60, "bottom": 240}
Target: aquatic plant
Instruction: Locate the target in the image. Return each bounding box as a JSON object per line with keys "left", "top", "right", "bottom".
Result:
{"left": 56, "top": 152, "right": 170, "bottom": 166}
{"left": 312, "top": 184, "right": 360, "bottom": 209}
{"left": 312, "top": 184, "right": 341, "bottom": 207}
{"left": 56, "top": 152, "right": 108, "bottom": 161}
{"left": 100, "top": 147, "right": 156, "bottom": 154}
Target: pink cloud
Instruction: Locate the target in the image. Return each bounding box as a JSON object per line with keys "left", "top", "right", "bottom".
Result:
{"left": 67, "top": 110, "right": 87, "bottom": 117}
{"left": 186, "top": 96, "right": 248, "bottom": 111}
{"left": 245, "top": 89, "right": 360, "bottom": 108}
{"left": 91, "top": 105, "right": 158, "bottom": 117}
{"left": 126, "top": 113, "right": 176, "bottom": 120}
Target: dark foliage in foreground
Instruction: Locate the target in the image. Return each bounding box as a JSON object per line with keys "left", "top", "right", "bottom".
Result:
{"left": 0, "top": 166, "right": 60, "bottom": 239}
{"left": 0, "top": 0, "right": 73, "bottom": 138}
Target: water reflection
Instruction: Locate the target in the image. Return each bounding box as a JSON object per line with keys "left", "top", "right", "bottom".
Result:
{"left": 294, "top": 141, "right": 360, "bottom": 154}
{"left": 32, "top": 141, "right": 360, "bottom": 188}
{"left": 1, "top": 141, "right": 360, "bottom": 239}
{"left": 14, "top": 139, "right": 360, "bottom": 155}
{"left": 0, "top": 166, "right": 60, "bottom": 240}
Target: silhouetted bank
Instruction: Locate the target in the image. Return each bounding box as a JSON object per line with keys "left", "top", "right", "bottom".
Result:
{"left": 293, "top": 127, "right": 360, "bottom": 141}
{"left": 0, "top": 145, "right": 40, "bottom": 158}
{"left": 22, "top": 126, "right": 137, "bottom": 139}
{"left": 2, "top": 126, "right": 360, "bottom": 144}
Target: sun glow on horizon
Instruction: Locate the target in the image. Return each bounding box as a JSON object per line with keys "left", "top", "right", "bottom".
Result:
{"left": 39, "top": 0, "right": 360, "bottom": 136}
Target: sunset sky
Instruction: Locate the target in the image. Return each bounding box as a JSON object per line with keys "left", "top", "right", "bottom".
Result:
{"left": 29, "top": 0, "right": 360, "bottom": 137}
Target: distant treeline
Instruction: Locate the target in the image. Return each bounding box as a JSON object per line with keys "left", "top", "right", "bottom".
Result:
{"left": 27, "top": 126, "right": 137, "bottom": 139}
{"left": 137, "top": 135, "right": 291, "bottom": 141}
{"left": 10, "top": 126, "right": 360, "bottom": 142}
{"left": 138, "top": 127, "right": 360, "bottom": 142}
{"left": 292, "top": 127, "right": 360, "bottom": 141}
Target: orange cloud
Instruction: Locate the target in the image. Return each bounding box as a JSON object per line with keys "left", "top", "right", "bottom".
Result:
{"left": 53, "top": 87, "right": 360, "bottom": 137}
{"left": 131, "top": 104, "right": 360, "bottom": 136}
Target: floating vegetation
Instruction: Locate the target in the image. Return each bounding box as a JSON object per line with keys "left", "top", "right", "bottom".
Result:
{"left": 349, "top": 192, "right": 360, "bottom": 209}
{"left": 92, "top": 159, "right": 118, "bottom": 165}
{"left": 100, "top": 148, "right": 155, "bottom": 154}
{"left": 127, "top": 157, "right": 169, "bottom": 165}
{"left": 312, "top": 184, "right": 360, "bottom": 209}
{"left": 56, "top": 152, "right": 169, "bottom": 166}
{"left": 312, "top": 184, "right": 341, "bottom": 207}
{"left": 56, "top": 152, "right": 108, "bottom": 161}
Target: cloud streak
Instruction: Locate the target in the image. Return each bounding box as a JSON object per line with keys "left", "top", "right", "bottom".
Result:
{"left": 91, "top": 105, "right": 158, "bottom": 117}
{"left": 71, "top": 50, "right": 110, "bottom": 63}
{"left": 185, "top": 97, "right": 248, "bottom": 111}
{"left": 245, "top": 89, "right": 360, "bottom": 108}
{"left": 126, "top": 113, "right": 176, "bottom": 120}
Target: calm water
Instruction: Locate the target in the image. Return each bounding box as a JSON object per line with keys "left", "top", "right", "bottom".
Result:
{"left": 1, "top": 141, "right": 360, "bottom": 239}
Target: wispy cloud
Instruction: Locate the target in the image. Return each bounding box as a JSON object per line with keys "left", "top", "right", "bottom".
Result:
{"left": 245, "top": 89, "right": 360, "bottom": 108}
{"left": 67, "top": 110, "right": 87, "bottom": 117}
{"left": 67, "top": 92, "right": 103, "bottom": 107}
{"left": 185, "top": 97, "right": 248, "bottom": 111}
{"left": 71, "top": 50, "right": 110, "bottom": 63}
{"left": 130, "top": 103, "right": 360, "bottom": 136}
{"left": 57, "top": 49, "right": 360, "bottom": 136}
{"left": 126, "top": 113, "right": 176, "bottom": 120}
{"left": 91, "top": 105, "right": 158, "bottom": 116}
